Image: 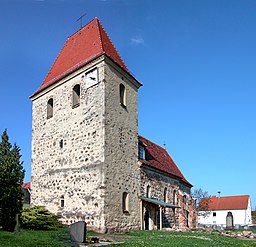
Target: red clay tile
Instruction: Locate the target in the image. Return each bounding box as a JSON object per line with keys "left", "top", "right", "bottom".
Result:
{"left": 32, "top": 18, "right": 129, "bottom": 96}
{"left": 201, "top": 195, "right": 250, "bottom": 210}
{"left": 139, "top": 135, "right": 192, "bottom": 187}
{"left": 21, "top": 182, "right": 31, "bottom": 189}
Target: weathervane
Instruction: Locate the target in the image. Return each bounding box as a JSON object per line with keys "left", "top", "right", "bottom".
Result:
{"left": 76, "top": 13, "right": 87, "bottom": 29}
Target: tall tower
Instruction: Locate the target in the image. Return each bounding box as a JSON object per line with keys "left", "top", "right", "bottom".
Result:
{"left": 30, "top": 18, "right": 142, "bottom": 232}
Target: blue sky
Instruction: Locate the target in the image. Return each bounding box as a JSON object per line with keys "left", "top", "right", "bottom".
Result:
{"left": 0, "top": 0, "right": 255, "bottom": 209}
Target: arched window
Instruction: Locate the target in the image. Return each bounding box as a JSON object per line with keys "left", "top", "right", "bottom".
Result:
{"left": 183, "top": 195, "right": 187, "bottom": 205}
{"left": 164, "top": 188, "right": 167, "bottom": 202}
{"left": 119, "top": 83, "right": 126, "bottom": 107}
{"left": 59, "top": 139, "right": 63, "bottom": 148}
{"left": 47, "top": 98, "right": 53, "bottom": 119}
{"left": 146, "top": 185, "right": 151, "bottom": 198}
{"left": 72, "top": 84, "right": 80, "bottom": 107}
{"left": 122, "top": 192, "right": 129, "bottom": 212}
{"left": 173, "top": 190, "right": 176, "bottom": 204}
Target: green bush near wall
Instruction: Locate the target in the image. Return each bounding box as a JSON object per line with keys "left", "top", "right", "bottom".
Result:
{"left": 21, "top": 206, "right": 63, "bottom": 230}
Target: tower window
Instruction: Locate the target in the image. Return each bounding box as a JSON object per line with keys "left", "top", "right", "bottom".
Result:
{"left": 122, "top": 192, "right": 129, "bottom": 213}
{"left": 47, "top": 98, "right": 53, "bottom": 119}
{"left": 59, "top": 140, "right": 63, "bottom": 148}
{"left": 213, "top": 212, "right": 216, "bottom": 217}
{"left": 138, "top": 144, "right": 145, "bottom": 160}
{"left": 119, "top": 83, "right": 126, "bottom": 107}
{"left": 72, "top": 84, "right": 80, "bottom": 108}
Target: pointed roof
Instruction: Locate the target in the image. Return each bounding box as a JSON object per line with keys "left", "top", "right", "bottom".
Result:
{"left": 200, "top": 195, "right": 250, "bottom": 211}
{"left": 138, "top": 135, "right": 193, "bottom": 187}
{"left": 32, "top": 18, "right": 130, "bottom": 96}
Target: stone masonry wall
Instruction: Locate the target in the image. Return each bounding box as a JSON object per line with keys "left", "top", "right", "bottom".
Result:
{"left": 103, "top": 59, "right": 141, "bottom": 232}
{"left": 31, "top": 58, "right": 107, "bottom": 230}
{"left": 140, "top": 166, "right": 197, "bottom": 229}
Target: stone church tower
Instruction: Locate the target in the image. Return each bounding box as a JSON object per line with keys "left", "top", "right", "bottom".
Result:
{"left": 30, "top": 18, "right": 142, "bottom": 232}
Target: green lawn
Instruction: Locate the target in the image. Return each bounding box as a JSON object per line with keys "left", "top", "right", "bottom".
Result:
{"left": 1, "top": 228, "right": 256, "bottom": 247}
{"left": 0, "top": 228, "right": 70, "bottom": 247}
{"left": 119, "top": 230, "right": 256, "bottom": 247}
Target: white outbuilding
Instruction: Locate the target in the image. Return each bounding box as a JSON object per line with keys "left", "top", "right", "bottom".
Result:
{"left": 198, "top": 195, "right": 252, "bottom": 227}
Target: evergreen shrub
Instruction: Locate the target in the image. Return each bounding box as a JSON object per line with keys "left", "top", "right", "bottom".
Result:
{"left": 21, "top": 206, "right": 63, "bottom": 230}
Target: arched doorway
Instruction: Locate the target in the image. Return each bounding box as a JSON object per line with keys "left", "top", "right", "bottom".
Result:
{"left": 144, "top": 209, "right": 150, "bottom": 230}
{"left": 226, "top": 211, "right": 234, "bottom": 229}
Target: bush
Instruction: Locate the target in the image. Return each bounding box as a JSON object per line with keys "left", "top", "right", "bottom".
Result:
{"left": 21, "top": 206, "right": 63, "bottom": 230}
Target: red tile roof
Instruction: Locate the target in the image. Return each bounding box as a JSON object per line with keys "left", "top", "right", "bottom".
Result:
{"left": 200, "top": 195, "right": 250, "bottom": 211}
{"left": 21, "top": 182, "right": 31, "bottom": 189}
{"left": 32, "top": 18, "right": 130, "bottom": 96}
{"left": 138, "top": 135, "right": 192, "bottom": 187}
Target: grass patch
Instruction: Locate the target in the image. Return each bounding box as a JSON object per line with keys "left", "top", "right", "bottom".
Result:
{"left": 0, "top": 228, "right": 70, "bottom": 247}
{"left": 0, "top": 228, "right": 256, "bottom": 247}
{"left": 119, "top": 230, "right": 256, "bottom": 247}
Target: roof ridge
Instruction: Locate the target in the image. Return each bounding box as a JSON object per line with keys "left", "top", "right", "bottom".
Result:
{"left": 40, "top": 19, "right": 100, "bottom": 88}
{"left": 31, "top": 17, "right": 135, "bottom": 97}
{"left": 95, "top": 18, "right": 104, "bottom": 53}
{"left": 139, "top": 135, "right": 179, "bottom": 168}
{"left": 139, "top": 135, "right": 166, "bottom": 152}
{"left": 212, "top": 195, "right": 249, "bottom": 199}
{"left": 97, "top": 18, "right": 129, "bottom": 72}
{"left": 40, "top": 35, "right": 68, "bottom": 88}
{"left": 68, "top": 17, "right": 99, "bottom": 39}
{"left": 138, "top": 135, "right": 192, "bottom": 187}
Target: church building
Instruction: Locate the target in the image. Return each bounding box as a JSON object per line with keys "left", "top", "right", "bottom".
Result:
{"left": 30, "top": 18, "right": 197, "bottom": 232}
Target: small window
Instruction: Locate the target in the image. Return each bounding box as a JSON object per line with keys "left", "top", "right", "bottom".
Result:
{"left": 47, "top": 98, "right": 53, "bottom": 119}
{"left": 59, "top": 140, "right": 63, "bottom": 148}
{"left": 164, "top": 188, "right": 167, "bottom": 202}
{"left": 60, "top": 196, "right": 64, "bottom": 208}
{"left": 138, "top": 144, "right": 145, "bottom": 159}
{"left": 72, "top": 84, "right": 80, "bottom": 108}
{"left": 173, "top": 190, "right": 176, "bottom": 204}
{"left": 146, "top": 185, "right": 151, "bottom": 198}
{"left": 213, "top": 212, "right": 216, "bottom": 217}
{"left": 185, "top": 210, "right": 189, "bottom": 227}
{"left": 122, "top": 192, "right": 129, "bottom": 213}
{"left": 119, "top": 83, "right": 126, "bottom": 107}
{"left": 183, "top": 195, "right": 187, "bottom": 204}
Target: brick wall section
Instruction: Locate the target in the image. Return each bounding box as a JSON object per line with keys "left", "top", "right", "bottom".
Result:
{"left": 140, "top": 165, "right": 197, "bottom": 229}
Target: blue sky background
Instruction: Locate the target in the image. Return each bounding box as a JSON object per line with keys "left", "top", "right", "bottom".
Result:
{"left": 0, "top": 0, "right": 255, "bottom": 209}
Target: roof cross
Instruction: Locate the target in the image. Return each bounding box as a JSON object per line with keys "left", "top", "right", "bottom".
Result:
{"left": 76, "top": 13, "right": 87, "bottom": 29}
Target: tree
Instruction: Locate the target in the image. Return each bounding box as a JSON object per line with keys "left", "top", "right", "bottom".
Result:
{"left": 192, "top": 188, "right": 211, "bottom": 218}
{"left": 0, "top": 129, "right": 25, "bottom": 231}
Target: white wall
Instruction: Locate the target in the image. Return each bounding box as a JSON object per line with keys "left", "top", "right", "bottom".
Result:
{"left": 199, "top": 198, "right": 252, "bottom": 227}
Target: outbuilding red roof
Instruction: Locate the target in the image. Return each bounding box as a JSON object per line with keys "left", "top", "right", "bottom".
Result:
{"left": 201, "top": 195, "right": 250, "bottom": 211}
{"left": 32, "top": 18, "right": 129, "bottom": 96}
{"left": 138, "top": 135, "right": 192, "bottom": 187}
{"left": 21, "top": 182, "right": 31, "bottom": 189}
